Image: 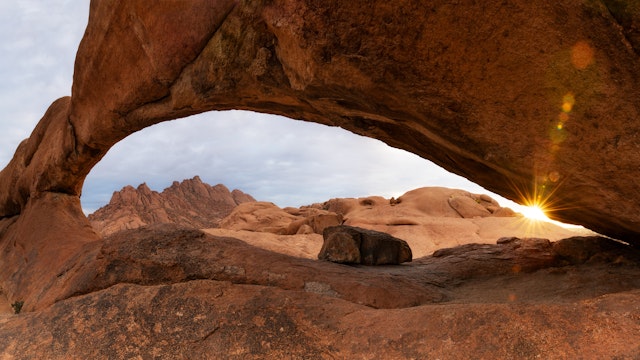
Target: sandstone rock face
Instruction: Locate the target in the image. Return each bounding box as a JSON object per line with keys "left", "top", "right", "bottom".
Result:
{"left": 88, "top": 176, "right": 255, "bottom": 236}
{"left": 0, "top": 0, "right": 638, "bottom": 245}
{"left": 1, "top": 224, "right": 640, "bottom": 358}
{"left": 219, "top": 201, "right": 342, "bottom": 235}
{"left": 317, "top": 187, "right": 584, "bottom": 256}
{"left": 1, "top": 1, "right": 640, "bottom": 357}
{"left": 319, "top": 225, "right": 412, "bottom": 265}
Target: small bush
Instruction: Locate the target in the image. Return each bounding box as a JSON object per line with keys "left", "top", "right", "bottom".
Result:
{"left": 11, "top": 301, "right": 23, "bottom": 314}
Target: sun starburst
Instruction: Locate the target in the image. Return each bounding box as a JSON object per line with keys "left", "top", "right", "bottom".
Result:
{"left": 520, "top": 204, "right": 550, "bottom": 222}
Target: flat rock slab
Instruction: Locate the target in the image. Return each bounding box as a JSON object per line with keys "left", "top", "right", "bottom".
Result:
{"left": 1, "top": 225, "right": 640, "bottom": 358}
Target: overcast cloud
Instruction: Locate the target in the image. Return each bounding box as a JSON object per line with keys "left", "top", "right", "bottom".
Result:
{"left": 1, "top": 1, "right": 526, "bottom": 214}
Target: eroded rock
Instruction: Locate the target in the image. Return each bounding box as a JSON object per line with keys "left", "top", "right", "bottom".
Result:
{"left": 316, "top": 187, "right": 582, "bottom": 257}
{"left": 1, "top": 0, "right": 640, "bottom": 356}
{"left": 89, "top": 176, "right": 255, "bottom": 236}
{"left": 219, "top": 201, "right": 342, "bottom": 235}
{"left": 0, "top": 0, "right": 638, "bottom": 248}
{"left": 319, "top": 225, "right": 412, "bottom": 265}
{"left": 1, "top": 225, "right": 640, "bottom": 358}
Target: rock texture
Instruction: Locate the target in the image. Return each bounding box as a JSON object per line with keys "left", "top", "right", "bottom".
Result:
{"left": 319, "top": 225, "right": 412, "bottom": 265}
{"left": 1, "top": 224, "right": 640, "bottom": 358}
{"left": 212, "top": 187, "right": 588, "bottom": 258}
{"left": 88, "top": 176, "right": 255, "bottom": 236}
{"left": 219, "top": 201, "right": 342, "bottom": 235}
{"left": 0, "top": 0, "right": 638, "bottom": 246}
{"left": 320, "top": 187, "right": 585, "bottom": 256}
{"left": 1, "top": 0, "right": 640, "bottom": 357}
{"left": 208, "top": 187, "right": 589, "bottom": 260}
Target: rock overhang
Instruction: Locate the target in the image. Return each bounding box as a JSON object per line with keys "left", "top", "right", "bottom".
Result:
{"left": 0, "top": 0, "right": 640, "bottom": 310}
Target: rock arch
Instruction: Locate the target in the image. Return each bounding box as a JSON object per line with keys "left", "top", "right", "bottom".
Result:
{"left": 1, "top": 0, "right": 640, "bottom": 309}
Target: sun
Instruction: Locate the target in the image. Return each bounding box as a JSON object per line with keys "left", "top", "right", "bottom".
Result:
{"left": 520, "top": 204, "right": 550, "bottom": 222}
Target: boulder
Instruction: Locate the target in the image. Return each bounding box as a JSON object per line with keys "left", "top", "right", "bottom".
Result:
{"left": 319, "top": 225, "right": 412, "bottom": 265}
{"left": 218, "top": 202, "right": 297, "bottom": 234}
{"left": 220, "top": 202, "right": 342, "bottom": 235}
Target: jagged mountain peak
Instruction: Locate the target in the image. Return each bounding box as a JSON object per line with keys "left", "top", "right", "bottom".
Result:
{"left": 88, "top": 176, "right": 255, "bottom": 236}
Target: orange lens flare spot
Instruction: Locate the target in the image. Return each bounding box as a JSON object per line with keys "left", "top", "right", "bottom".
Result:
{"left": 558, "top": 112, "right": 569, "bottom": 122}
{"left": 562, "top": 93, "right": 575, "bottom": 113}
{"left": 571, "top": 41, "right": 594, "bottom": 69}
{"left": 562, "top": 93, "right": 575, "bottom": 105}
{"left": 548, "top": 171, "right": 560, "bottom": 183}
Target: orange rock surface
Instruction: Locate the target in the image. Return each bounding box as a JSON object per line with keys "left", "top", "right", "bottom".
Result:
{"left": 89, "top": 176, "right": 255, "bottom": 236}
{"left": 1, "top": 1, "right": 640, "bottom": 357}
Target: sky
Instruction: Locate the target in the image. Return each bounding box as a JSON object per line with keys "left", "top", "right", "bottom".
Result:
{"left": 0, "top": 1, "right": 533, "bottom": 216}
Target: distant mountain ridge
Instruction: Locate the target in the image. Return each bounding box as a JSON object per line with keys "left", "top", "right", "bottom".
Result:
{"left": 88, "top": 176, "right": 255, "bottom": 236}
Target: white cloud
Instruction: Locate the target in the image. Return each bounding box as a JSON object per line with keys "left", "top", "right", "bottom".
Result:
{"left": 0, "top": 0, "right": 88, "bottom": 168}
{"left": 82, "top": 110, "right": 504, "bottom": 211}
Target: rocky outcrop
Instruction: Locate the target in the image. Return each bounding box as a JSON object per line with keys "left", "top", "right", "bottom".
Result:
{"left": 0, "top": 0, "right": 639, "bottom": 243}
{"left": 219, "top": 201, "right": 342, "bottom": 235}
{"left": 88, "top": 176, "right": 255, "bottom": 236}
{"left": 316, "top": 187, "right": 584, "bottom": 256}
{"left": 1, "top": 0, "right": 640, "bottom": 357}
{"left": 319, "top": 225, "right": 412, "bottom": 265}
{"left": 213, "top": 187, "right": 588, "bottom": 258}
{"left": 1, "top": 224, "right": 640, "bottom": 358}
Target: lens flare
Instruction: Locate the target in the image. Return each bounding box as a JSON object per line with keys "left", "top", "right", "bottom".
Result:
{"left": 570, "top": 41, "right": 594, "bottom": 69}
{"left": 558, "top": 112, "right": 569, "bottom": 122}
{"left": 562, "top": 93, "right": 575, "bottom": 112}
{"left": 520, "top": 204, "right": 550, "bottom": 222}
{"left": 506, "top": 172, "right": 585, "bottom": 235}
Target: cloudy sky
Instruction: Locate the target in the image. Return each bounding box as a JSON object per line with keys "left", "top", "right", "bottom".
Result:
{"left": 1, "top": 1, "right": 529, "bottom": 215}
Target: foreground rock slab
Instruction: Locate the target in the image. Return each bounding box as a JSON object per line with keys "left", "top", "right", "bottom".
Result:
{"left": 0, "top": 225, "right": 640, "bottom": 358}
{"left": 1, "top": 281, "right": 639, "bottom": 359}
